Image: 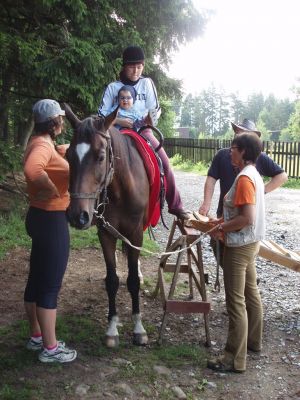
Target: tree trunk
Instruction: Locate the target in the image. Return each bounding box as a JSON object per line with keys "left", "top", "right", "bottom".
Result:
{"left": 21, "top": 117, "right": 34, "bottom": 150}
{"left": 0, "top": 68, "right": 14, "bottom": 141}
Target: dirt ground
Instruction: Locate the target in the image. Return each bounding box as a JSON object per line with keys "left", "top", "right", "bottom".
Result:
{"left": 0, "top": 172, "right": 300, "bottom": 399}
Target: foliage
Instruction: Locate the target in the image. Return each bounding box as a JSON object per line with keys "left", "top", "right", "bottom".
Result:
{"left": 282, "top": 100, "right": 300, "bottom": 141}
{"left": 157, "top": 97, "right": 177, "bottom": 138}
{"left": 0, "top": 207, "right": 31, "bottom": 260}
{"left": 177, "top": 87, "right": 297, "bottom": 138}
{"left": 0, "top": 0, "right": 207, "bottom": 148}
{"left": 0, "top": 141, "right": 23, "bottom": 181}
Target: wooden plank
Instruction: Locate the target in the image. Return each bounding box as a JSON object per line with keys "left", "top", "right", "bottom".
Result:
{"left": 164, "top": 263, "right": 189, "bottom": 273}
{"left": 267, "top": 240, "right": 300, "bottom": 261}
{"left": 185, "top": 212, "right": 215, "bottom": 233}
{"left": 165, "top": 300, "right": 210, "bottom": 314}
{"left": 158, "top": 269, "right": 167, "bottom": 306}
{"left": 258, "top": 240, "right": 300, "bottom": 272}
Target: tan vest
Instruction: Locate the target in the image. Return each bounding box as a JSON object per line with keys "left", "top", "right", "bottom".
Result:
{"left": 223, "top": 165, "right": 265, "bottom": 247}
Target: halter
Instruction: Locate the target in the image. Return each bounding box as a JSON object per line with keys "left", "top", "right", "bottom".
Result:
{"left": 69, "top": 130, "right": 114, "bottom": 215}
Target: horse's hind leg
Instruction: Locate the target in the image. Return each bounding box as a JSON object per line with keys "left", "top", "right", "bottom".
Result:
{"left": 127, "top": 247, "right": 148, "bottom": 346}
{"left": 98, "top": 230, "right": 120, "bottom": 347}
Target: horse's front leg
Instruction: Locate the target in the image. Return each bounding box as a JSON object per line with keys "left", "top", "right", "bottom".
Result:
{"left": 127, "top": 247, "right": 148, "bottom": 346}
{"left": 98, "top": 229, "right": 120, "bottom": 348}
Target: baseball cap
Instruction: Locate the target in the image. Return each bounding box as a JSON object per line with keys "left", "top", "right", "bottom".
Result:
{"left": 32, "top": 99, "right": 65, "bottom": 123}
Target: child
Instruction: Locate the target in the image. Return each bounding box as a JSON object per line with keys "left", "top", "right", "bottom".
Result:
{"left": 114, "top": 85, "right": 146, "bottom": 131}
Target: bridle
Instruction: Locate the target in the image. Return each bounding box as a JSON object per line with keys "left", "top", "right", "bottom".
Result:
{"left": 69, "top": 129, "right": 114, "bottom": 217}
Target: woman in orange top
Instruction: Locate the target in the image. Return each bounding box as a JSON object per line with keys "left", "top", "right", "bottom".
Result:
{"left": 23, "top": 99, "right": 76, "bottom": 363}
{"left": 207, "top": 133, "right": 265, "bottom": 373}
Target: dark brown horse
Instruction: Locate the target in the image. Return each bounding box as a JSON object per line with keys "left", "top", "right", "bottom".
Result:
{"left": 65, "top": 105, "right": 149, "bottom": 347}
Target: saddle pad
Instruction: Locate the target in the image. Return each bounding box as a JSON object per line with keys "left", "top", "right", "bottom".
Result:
{"left": 120, "top": 129, "right": 162, "bottom": 230}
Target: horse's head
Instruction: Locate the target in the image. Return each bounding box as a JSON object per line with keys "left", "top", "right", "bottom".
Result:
{"left": 65, "top": 104, "right": 117, "bottom": 229}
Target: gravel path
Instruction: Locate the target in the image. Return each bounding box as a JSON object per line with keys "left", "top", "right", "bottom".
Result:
{"left": 150, "top": 171, "right": 300, "bottom": 399}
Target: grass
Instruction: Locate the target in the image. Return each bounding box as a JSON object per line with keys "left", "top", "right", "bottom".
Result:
{"left": 0, "top": 316, "right": 208, "bottom": 400}
{"left": 0, "top": 208, "right": 160, "bottom": 261}
{"left": 170, "top": 154, "right": 209, "bottom": 175}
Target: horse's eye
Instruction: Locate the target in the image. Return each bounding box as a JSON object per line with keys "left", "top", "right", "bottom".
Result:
{"left": 96, "top": 149, "right": 106, "bottom": 162}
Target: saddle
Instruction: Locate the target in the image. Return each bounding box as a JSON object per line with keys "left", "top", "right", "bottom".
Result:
{"left": 119, "top": 129, "right": 166, "bottom": 230}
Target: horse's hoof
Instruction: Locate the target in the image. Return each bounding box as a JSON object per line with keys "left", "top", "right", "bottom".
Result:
{"left": 105, "top": 335, "right": 119, "bottom": 348}
{"left": 133, "top": 333, "right": 148, "bottom": 346}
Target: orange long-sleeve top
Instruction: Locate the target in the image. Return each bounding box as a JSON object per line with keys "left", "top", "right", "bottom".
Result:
{"left": 24, "top": 135, "right": 70, "bottom": 211}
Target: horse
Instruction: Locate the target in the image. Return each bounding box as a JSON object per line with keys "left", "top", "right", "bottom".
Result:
{"left": 65, "top": 105, "right": 151, "bottom": 347}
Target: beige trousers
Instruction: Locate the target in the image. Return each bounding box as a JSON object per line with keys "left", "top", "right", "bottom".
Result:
{"left": 223, "top": 241, "right": 263, "bottom": 371}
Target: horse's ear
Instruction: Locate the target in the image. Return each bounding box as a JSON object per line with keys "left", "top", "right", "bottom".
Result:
{"left": 63, "top": 103, "right": 81, "bottom": 128}
{"left": 103, "top": 106, "right": 119, "bottom": 131}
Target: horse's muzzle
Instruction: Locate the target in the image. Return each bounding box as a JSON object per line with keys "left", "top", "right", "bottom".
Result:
{"left": 67, "top": 208, "right": 91, "bottom": 230}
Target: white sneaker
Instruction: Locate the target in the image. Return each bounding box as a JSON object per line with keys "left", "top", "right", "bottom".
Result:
{"left": 26, "top": 337, "right": 43, "bottom": 351}
{"left": 26, "top": 338, "right": 65, "bottom": 351}
{"left": 38, "top": 342, "right": 77, "bottom": 363}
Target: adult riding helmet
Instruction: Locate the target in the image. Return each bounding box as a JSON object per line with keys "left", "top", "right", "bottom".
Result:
{"left": 122, "top": 46, "right": 145, "bottom": 65}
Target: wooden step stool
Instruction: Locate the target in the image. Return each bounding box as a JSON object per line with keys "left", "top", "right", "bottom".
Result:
{"left": 155, "top": 218, "right": 211, "bottom": 346}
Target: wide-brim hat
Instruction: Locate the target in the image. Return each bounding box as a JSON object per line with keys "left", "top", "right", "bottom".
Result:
{"left": 231, "top": 119, "right": 261, "bottom": 137}
{"left": 33, "top": 99, "right": 65, "bottom": 123}
{"left": 122, "top": 46, "right": 145, "bottom": 65}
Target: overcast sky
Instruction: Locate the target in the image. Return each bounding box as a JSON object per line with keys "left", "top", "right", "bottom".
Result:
{"left": 168, "top": 0, "right": 300, "bottom": 100}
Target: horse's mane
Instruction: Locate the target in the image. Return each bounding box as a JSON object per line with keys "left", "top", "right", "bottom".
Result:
{"left": 76, "top": 116, "right": 105, "bottom": 142}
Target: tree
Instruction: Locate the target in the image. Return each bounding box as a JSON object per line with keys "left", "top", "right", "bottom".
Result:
{"left": 243, "top": 93, "right": 265, "bottom": 122}
{"left": 0, "top": 0, "right": 207, "bottom": 147}
{"left": 180, "top": 94, "right": 194, "bottom": 127}
{"left": 281, "top": 100, "right": 300, "bottom": 141}
{"left": 258, "top": 97, "right": 295, "bottom": 131}
{"left": 157, "top": 97, "right": 176, "bottom": 138}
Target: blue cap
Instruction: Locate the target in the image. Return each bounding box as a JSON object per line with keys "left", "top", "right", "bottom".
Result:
{"left": 32, "top": 99, "right": 65, "bottom": 123}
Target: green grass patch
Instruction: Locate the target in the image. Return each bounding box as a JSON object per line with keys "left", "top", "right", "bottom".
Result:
{"left": 0, "top": 210, "right": 31, "bottom": 259}
{"left": 282, "top": 177, "right": 300, "bottom": 189}
{"left": 170, "top": 154, "right": 209, "bottom": 175}
{"left": 0, "top": 315, "right": 208, "bottom": 399}
{"left": 0, "top": 383, "right": 40, "bottom": 400}
{"left": 0, "top": 208, "right": 161, "bottom": 261}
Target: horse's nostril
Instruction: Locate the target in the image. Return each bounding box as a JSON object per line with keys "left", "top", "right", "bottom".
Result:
{"left": 79, "top": 211, "right": 90, "bottom": 226}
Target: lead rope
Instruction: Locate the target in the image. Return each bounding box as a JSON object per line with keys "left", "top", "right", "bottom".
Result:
{"left": 94, "top": 214, "right": 217, "bottom": 258}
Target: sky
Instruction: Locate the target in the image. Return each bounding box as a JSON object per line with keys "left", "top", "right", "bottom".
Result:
{"left": 168, "top": 0, "right": 300, "bottom": 100}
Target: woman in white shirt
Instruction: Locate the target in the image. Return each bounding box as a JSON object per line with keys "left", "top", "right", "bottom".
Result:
{"left": 98, "top": 46, "right": 190, "bottom": 219}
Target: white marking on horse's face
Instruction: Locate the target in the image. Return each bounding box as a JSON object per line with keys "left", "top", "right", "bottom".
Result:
{"left": 76, "top": 143, "right": 90, "bottom": 163}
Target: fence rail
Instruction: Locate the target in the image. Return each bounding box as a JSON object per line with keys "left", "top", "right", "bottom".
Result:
{"left": 164, "top": 138, "right": 300, "bottom": 178}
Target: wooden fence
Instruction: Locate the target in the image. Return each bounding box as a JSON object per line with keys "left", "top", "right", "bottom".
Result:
{"left": 164, "top": 138, "right": 300, "bottom": 178}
